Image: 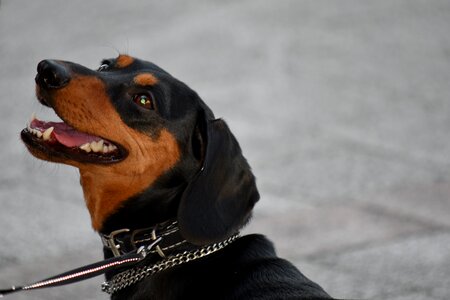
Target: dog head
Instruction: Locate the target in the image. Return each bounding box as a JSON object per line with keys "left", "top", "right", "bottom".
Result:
{"left": 22, "top": 55, "right": 259, "bottom": 245}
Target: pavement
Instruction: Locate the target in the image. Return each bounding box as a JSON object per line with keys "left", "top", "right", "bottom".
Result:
{"left": 0, "top": 0, "right": 449, "bottom": 299}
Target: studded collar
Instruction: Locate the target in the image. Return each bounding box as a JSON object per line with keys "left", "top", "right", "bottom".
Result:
{"left": 100, "top": 220, "right": 185, "bottom": 258}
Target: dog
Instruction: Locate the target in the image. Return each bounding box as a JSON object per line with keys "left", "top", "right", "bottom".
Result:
{"left": 21, "top": 55, "right": 333, "bottom": 299}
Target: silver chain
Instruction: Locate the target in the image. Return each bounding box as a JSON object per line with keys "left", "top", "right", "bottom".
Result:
{"left": 101, "top": 233, "right": 240, "bottom": 294}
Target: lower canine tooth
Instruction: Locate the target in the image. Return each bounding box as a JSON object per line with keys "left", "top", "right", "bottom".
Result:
{"left": 43, "top": 127, "right": 54, "bottom": 141}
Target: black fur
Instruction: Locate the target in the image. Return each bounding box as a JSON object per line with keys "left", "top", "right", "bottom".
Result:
{"left": 178, "top": 119, "right": 260, "bottom": 245}
{"left": 35, "top": 56, "right": 333, "bottom": 299}
{"left": 113, "top": 235, "right": 331, "bottom": 300}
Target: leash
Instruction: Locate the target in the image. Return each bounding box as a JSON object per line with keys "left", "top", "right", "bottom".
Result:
{"left": 0, "top": 219, "right": 240, "bottom": 297}
{"left": 0, "top": 220, "right": 179, "bottom": 297}
{"left": 0, "top": 237, "right": 161, "bottom": 298}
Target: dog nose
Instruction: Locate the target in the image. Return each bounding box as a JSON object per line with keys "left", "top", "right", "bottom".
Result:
{"left": 36, "top": 60, "right": 71, "bottom": 89}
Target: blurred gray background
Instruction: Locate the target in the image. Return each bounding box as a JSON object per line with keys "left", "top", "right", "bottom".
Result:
{"left": 1, "top": 0, "right": 450, "bottom": 299}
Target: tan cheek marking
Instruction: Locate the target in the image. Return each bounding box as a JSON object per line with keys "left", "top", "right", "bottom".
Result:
{"left": 134, "top": 73, "right": 158, "bottom": 86}
{"left": 52, "top": 75, "right": 180, "bottom": 231}
{"left": 116, "top": 54, "right": 134, "bottom": 68}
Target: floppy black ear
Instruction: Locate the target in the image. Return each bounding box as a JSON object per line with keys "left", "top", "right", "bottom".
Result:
{"left": 177, "top": 118, "right": 259, "bottom": 245}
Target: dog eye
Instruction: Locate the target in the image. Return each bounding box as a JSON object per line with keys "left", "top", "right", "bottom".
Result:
{"left": 98, "top": 59, "right": 113, "bottom": 71}
{"left": 97, "top": 64, "right": 109, "bottom": 72}
{"left": 132, "top": 93, "right": 154, "bottom": 110}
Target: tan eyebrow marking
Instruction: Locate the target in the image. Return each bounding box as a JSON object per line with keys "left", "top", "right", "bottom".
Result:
{"left": 134, "top": 73, "right": 159, "bottom": 86}
{"left": 116, "top": 54, "right": 134, "bottom": 68}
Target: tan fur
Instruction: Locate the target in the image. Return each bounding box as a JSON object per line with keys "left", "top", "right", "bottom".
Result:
{"left": 47, "top": 75, "right": 180, "bottom": 230}
{"left": 116, "top": 54, "right": 134, "bottom": 68}
{"left": 134, "top": 73, "right": 159, "bottom": 86}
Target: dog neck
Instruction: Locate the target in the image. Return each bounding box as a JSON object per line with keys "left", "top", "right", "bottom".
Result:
{"left": 75, "top": 128, "right": 181, "bottom": 232}
{"left": 79, "top": 170, "right": 149, "bottom": 231}
{"left": 79, "top": 163, "right": 193, "bottom": 235}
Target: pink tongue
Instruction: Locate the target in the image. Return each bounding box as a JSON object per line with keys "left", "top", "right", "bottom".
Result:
{"left": 30, "top": 119, "right": 102, "bottom": 147}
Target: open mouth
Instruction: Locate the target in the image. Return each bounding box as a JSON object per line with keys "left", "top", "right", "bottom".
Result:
{"left": 21, "top": 113, "right": 126, "bottom": 164}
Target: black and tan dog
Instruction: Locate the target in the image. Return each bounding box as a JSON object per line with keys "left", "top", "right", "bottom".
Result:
{"left": 21, "top": 55, "right": 332, "bottom": 299}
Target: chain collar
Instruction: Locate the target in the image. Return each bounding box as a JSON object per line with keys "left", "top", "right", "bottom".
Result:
{"left": 101, "top": 233, "right": 240, "bottom": 294}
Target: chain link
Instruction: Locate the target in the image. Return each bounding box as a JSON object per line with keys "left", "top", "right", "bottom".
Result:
{"left": 101, "top": 233, "right": 240, "bottom": 294}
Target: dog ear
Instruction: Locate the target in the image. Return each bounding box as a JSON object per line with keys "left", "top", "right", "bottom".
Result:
{"left": 177, "top": 117, "right": 259, "bottom": 245}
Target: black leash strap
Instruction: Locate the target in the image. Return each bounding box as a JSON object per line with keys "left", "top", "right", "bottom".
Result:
{"left": 0, "top": 237, "right": 161, "bottom": 297}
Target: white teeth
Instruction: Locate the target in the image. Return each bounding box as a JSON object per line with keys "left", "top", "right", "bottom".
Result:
{"left": 80, "top": 140, "right": 116, "bottom": 154}
{"left": 90, "top": 140, "right": 104, "bottom": 153}
{"left": 26, "top": 114, "right": 118, "bottom": 155}
{"left": 28, "top": 126, "right": 43, "bottom": 138}
{"left": 34, "top": 129, "right": 42, "bottom": 138}
{"left": 27, "top": 112, "right": 37, "bottom": 132}
{"left": 102, "top": 144, "right": 118, "bottom": 153}
{"left": 79, "top": 143, "right": 92, "bottom": 153}
{"left": 42, "top": 127, "right": 54, "bottom": 141}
